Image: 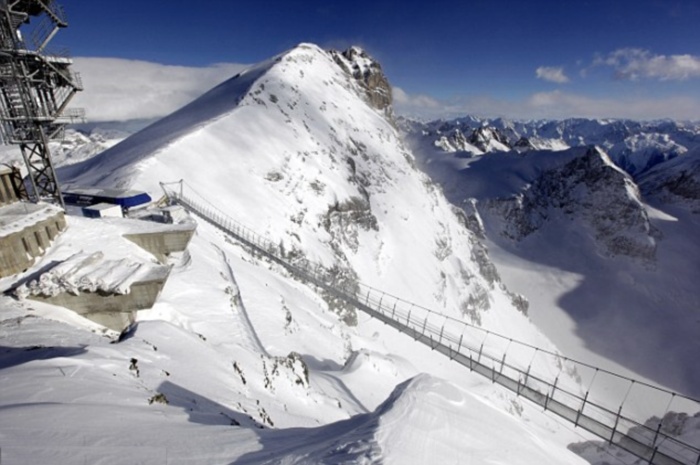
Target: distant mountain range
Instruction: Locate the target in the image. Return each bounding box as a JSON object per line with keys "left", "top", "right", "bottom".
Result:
{"left": 402, "top": 114, "right": 700, "bottom": 398}
{"left": 401, "top": 116, "right": 700, "bottom": 177}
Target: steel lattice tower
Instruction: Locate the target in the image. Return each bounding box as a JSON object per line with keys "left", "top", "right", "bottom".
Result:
{"left": 0, "top": 0, "right": 83, "bottom": 207}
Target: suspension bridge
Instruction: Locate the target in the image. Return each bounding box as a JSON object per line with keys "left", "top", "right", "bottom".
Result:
{"left": 161, "top": 180, "right": 700, "bottom": 465}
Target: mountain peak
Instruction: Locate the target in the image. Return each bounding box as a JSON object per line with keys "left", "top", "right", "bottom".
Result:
{"left": 329, "top": 46, "right": 393, "bottom": 115}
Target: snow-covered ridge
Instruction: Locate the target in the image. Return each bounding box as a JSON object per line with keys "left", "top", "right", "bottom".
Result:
{"left": 638, "top": 146, "right": 700, "bottom": 213}
{"left": 401, "top": 116, "right": 700, "bottom": 177}
{"left": 0, "top": 128, "right": 127, "bottom": 169}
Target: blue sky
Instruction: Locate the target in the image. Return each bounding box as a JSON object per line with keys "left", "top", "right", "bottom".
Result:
{"left": 57, "top": 0, "right": 700, "bottom": 121}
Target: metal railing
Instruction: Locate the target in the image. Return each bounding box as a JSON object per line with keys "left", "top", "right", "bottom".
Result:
{"left": 162, "top": 180, "right": 700, "bottom": 465}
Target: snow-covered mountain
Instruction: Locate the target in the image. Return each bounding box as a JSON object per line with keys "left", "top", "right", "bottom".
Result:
{"left": 0, "top": 127, "right": 128, "bottom": 169}
{"left": 402, "top": 116, "right": 700, "bottom": 177}
{"left": 638, "top": 146, "right": 700, "bottom": 213}
{"left": 58, "top": 44, "right": 539, "bottom": 336}
{"left": 406, "top": 115, "right": 700, "bottom": 398}
{"left": 0, "top": 43, "right": 621, "bottom": 464}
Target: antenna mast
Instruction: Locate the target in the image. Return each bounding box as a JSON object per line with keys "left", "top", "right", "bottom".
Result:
{"left": 0, "top": 0, "right": 84, "bottom": 208}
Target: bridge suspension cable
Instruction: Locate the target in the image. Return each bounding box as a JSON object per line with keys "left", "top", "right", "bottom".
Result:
{"left": 161, "top": 179, "right": 700, "bottom": 465}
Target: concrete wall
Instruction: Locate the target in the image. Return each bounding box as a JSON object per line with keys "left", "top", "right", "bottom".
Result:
{"left": 28, "top": 272, "right": 171, "bottom": 332}
{"left": 0, "top": 210, "right": 66, "bottom": 278}
{"left": 123, "top": 227, "right": 196, "bottom": 263}
{"left": 0, "top": 170, "right": 18, "bottom": 206}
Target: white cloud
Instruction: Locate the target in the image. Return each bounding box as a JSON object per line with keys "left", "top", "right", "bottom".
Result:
{"left": 69, "top": 57, "right": 699, "bottom": 124}
{"left": 392, "top": 88, "right": 700, "bottom": 121}
{"left": 70, "top": 57, "right": 249, "bottom": 121}
{"left": 535, "top": 66, "right": 570, "bottom": 84}
{"left": 393, "top": 86, "right": 441, "bottom": 113}
{"left": 522, "top": 90, "right": 700, "bottom": 120}
{"left": 597, "top": 48, "right": 700, "bottom": 81}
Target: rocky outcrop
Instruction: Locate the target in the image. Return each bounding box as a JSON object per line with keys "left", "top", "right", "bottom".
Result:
{"left": 608, "top": 133, "right": 687, "bottom": 176}
{"left": 489, "top": 147, "right": 658, "bottom": 260}
{"left": 638, "top": 148, "right": 700, "bottom": 213}
{"left": 434, "top": 128, "right": 472, "bottom": 153}
{"left": 430, "top": 126, "right": 513, "bottom": 154}
{"left": 513, "top": 136, "right": 536, "bottom": 152}
{"left": 468, "top": 127, "right": 510, "bottom": 152}
{"left": 330, "top": 47, "right": 393, "bottom": 114}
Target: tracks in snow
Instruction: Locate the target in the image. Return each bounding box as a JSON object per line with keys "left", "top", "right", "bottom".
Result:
{"left": 213, "top": 243, "right": 268, "bottom": 356}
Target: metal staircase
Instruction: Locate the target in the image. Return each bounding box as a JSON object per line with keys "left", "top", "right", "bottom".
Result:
{"left": 0, "top": 0, "right": 83, "bottom": 206}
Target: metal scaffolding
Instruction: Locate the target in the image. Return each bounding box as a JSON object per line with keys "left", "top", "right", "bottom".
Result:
{"left": 0, "top": 0, "right": 84, "bottom": 207}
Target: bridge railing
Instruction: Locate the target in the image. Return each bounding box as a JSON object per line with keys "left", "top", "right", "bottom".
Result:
{"left": 160, "top": 181, "right": 700, "bottom": 465}
{"left": 356, "top": 273, "right": 700, "bottom": 465}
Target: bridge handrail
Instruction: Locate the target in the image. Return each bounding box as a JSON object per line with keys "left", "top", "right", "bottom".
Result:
{"left": 161, "top": 180, "right": 700, "bottom": 404}
{"left": 160, "top": 180, "right": 700, "bottom": 465}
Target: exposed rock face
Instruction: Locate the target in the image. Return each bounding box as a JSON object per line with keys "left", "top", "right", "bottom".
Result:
{"left": 434, "top": 128, "right": 472, "bottom": 153}
{"left": 638, "top": 148, "right": 700, "bottom": 213}
{"left": 457, "top": 199, "right": 486, "bottom": 240}
{"left": 330, "top": 47, "right": 393, "bottom": 114}
{"left": 489, "top": 147, "right": 658, "bottom": 260}
{"left": 428, "top": 125, "right": 512, "bottom": 154}
{"left": 468, "top": 127, "right": 510, "bottom": 152}
{"left": 513, "top": 136, "right": 536, "bottom": 152}
{"left": 609, "top": 133, "right": 687, "bottom": 176}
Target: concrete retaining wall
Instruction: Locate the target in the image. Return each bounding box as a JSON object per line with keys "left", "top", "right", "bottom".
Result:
{"left": 0, "top": 168, "right": 20, "bottom": 206}
{"left": 123, "top": 226, "right": 196, "bottom": 263}
{"left": 0, "top": 210, "right": 66, "bottom": 278}
{"left": 28, "top": 271, "right": 171, "bottom": 332}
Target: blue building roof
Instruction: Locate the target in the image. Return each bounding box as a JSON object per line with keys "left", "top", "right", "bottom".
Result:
{"left": 62, "top": 186, "right": 152, "bottom": 208}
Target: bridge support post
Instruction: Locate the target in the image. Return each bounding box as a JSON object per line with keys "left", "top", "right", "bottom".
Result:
{"left": 575, "top": 392, "right": 589, "bottom": 428}
{"left": 610, "top": 405, "right": 623, "bottom": 445}
{"left": 544, "top": 375, "right": 560, "bottom": 411}
{"left": 477, "top": 331, "right": 489, "bottom": 364}
{"left": 651, "top": 422, "right": 663, "bottom": 453}
{"left": 610, "top": 381, "right": 634, "bottom": 445}
{"left": 520, "top": 349, "right": 537, "bottom": 397}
